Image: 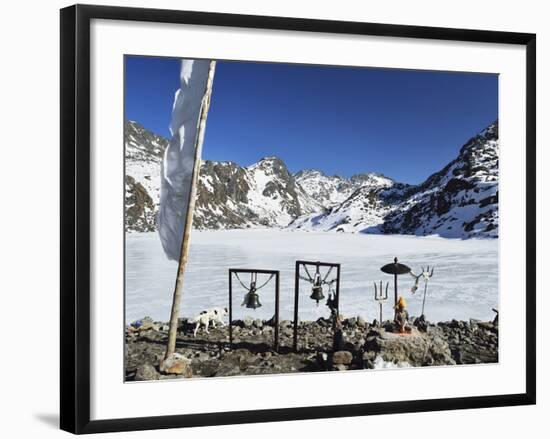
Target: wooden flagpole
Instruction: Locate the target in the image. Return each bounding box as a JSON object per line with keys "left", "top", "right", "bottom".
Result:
{"left": 164, "top": 61, "right": 216, "bottom": 361}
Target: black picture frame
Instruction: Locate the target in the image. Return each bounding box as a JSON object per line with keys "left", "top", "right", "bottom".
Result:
{"left": 60, "top": 4, "right": 536, "bottom": 434}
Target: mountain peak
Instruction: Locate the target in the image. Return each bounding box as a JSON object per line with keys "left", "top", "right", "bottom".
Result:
{"left": 258, "top": 156, "right": 284, "bottom": 165}
{"left": 125, "top": 120, "right": 169, "bottom": 162}
{"left": 294, "top": 169, "right": 327, "bottom": 179}
{"left": 350, "top": 172, "right": 395, "bottom": 189}
{"left": 248, "top": 156, "right": 289, "bottom": 172}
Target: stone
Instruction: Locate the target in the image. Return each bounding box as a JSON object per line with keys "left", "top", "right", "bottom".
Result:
{"left": 332, "top": 364, "right": 348, "bottom": 372}
{"left": 343, "top": 341, "right": 356, "bottom": 352}
{"left": 253, "top": 319, "right": 263, "bottom": 329}
{"left": 159, "top": 353, "right": 193, "bottom": 377}
{"left": 192, "top": 360, "right": 220, "bottom": 377}
{"left": 192, "top": 351, "right": 210, "bottom": 362}
{"left": 129, "top": 316, "right": 160, "bottom": 332}
{"left": 332, "top": 350, "right": 353, "bottom": 365}
{"left": 214, "top": 363, "right": 241, "bottom": 377}
{"left": 364, "top": 328, "right": 455, "bottom": 367}
{"left": 347, "top": 317, "right": 357, "bottom": 327}
{"left": 478, "top": 322, "right": 495, "bottom": 331}
{"left": 357, "top": 316, "right": 367, "bottom": 328}
{"left": 282, "top": 328, "right": 293, "bottom": 337}
{"left": 134, "top": 363, "right": 159, "bottom": 381}
{"left": 317, "top": 317, "right": 331, "bottom": 328}
{"left": 243, "top": 317, "right": 253, "bottom": 328}
{"left": 362, "top": 351, "right": 376, "bottom": 369}
{"left": 413, "top": 315, "right": 428, "bottom": 332}
{"left": 316, "top": 352, "right": 328, "bottom": 367}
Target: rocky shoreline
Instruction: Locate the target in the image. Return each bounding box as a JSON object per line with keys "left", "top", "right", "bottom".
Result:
{"left": 125, "top": 315, "right": 498, "bottom": 381}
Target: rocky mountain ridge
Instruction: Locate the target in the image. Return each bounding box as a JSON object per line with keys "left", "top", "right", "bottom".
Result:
{"left": 125, "top": 120, "right": 499, "bottom": 238}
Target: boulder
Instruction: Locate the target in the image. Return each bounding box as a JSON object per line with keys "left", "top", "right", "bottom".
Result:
{"left": 134, "top": 363, "right": 159, "bottom": 381}
{"left": 192, "top": 360, "right": 220, "bottom": 377}
{"left": 282, "top": 327, "right": 293, "bottom": 338}
{"left": 332, "top": 364, "right": 348, "bottom": 372}
{"left": 332, "top": 350, "right": 353, "bottom": 365}
{"left": 362, "top": 351, "right": 376, "bottom": 369}
{"left": 159, "top": 353, "right": 193, "bottom": 377}
{"left": 413, "top": 315, "right": 428, "bottom": 332}
{"left": 129, "top": 316, "right": 159, "bottom": 332}
{"left": 317, "top": 317, "right": 331, "bottom": 328}
{"left": 364, "top": 328, "right": 455, "bottom": 367}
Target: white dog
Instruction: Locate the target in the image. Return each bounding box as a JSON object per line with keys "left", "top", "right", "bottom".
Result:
{"left": 191, "top": 307, "right": 228, "bottom": 337}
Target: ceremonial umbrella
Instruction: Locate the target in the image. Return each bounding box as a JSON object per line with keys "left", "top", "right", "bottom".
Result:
{"left": 380, "top": 257, "right": 411, "bottom": 311}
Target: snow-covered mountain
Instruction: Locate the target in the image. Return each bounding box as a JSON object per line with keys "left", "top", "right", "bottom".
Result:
{"left": 193, "top": 156, "right": 320, "bottom": 229}
{"left": 125, "top": 121, "right": 167, "bottom": 232}
{"left": 125, "top": 121, "right": 320, "bottom": 231}
{"left": 289, "top": 171, "right": 399, "bottom": 232}
{"left": 381, "top": 122, "right": 499, "bottom": 238}
{"left": 125, "top": 120, "right": 499, "bottom": 238}
{"left": 291, "top": 121, "right": 499, "bottom": 238}
{"left": 294, "top": 169, "right": 393, "bottom": 208}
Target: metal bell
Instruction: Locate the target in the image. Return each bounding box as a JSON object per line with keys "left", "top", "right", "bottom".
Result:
{"left": 244, "top": 291, "right": 262, "bottom": 310}
{"left": 310, "top": 284, "right": 325, "bottom": 305}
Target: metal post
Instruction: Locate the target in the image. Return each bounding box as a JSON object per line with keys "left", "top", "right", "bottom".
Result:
{"left": 394, "top": 273, "right": 398, "bottom": 308}
{"left": 274, "top": 272, "right": 280, "bottom": 352}
{"left": 229, "top": 270, "right": 233, "bottom": 348}
{"left": 421, "top": 280, "right": 428, "bottom": 317}
{"left": 394, "top": 272, "right": 398, "bottom": 320}
{"left": 293, "top": 261, "right": 300, "bottom": 352}
{"left": 336, "top": 263, "right": 341, "bottom": 318}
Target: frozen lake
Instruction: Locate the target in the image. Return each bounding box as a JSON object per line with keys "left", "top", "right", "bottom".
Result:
{"left": 125, "top": 230, "right": 498, "bottom": 324}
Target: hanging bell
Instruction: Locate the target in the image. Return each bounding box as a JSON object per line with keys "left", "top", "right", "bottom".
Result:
{"left": 310, "top": 284, "right": 325, "bottom": 305}
{"left": 244, "top": 291, "right": 262, "bottom": 310}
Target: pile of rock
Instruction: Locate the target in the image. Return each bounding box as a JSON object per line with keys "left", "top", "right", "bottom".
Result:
{"left": 125, "top": 315, "right": 498, "bottom": 381}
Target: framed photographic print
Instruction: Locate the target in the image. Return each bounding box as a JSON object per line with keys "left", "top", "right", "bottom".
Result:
{"left": 60, "top": 4, "right": 536, "bottom": 434}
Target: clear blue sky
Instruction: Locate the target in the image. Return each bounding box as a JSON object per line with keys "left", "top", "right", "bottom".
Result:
{"left": 125, "top": 56, "right": 497, "bottom": 184}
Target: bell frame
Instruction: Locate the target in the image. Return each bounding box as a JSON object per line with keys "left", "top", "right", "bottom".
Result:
{"left": 293, "top": 260, "right": 341, "bottom": 352}
{"left": 228, "top": 268, "right": 280, "bottom": 351}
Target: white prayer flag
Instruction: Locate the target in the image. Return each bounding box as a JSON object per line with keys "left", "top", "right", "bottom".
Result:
{"left": 157, "top": 59, "right": 216, "bottom": 261}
